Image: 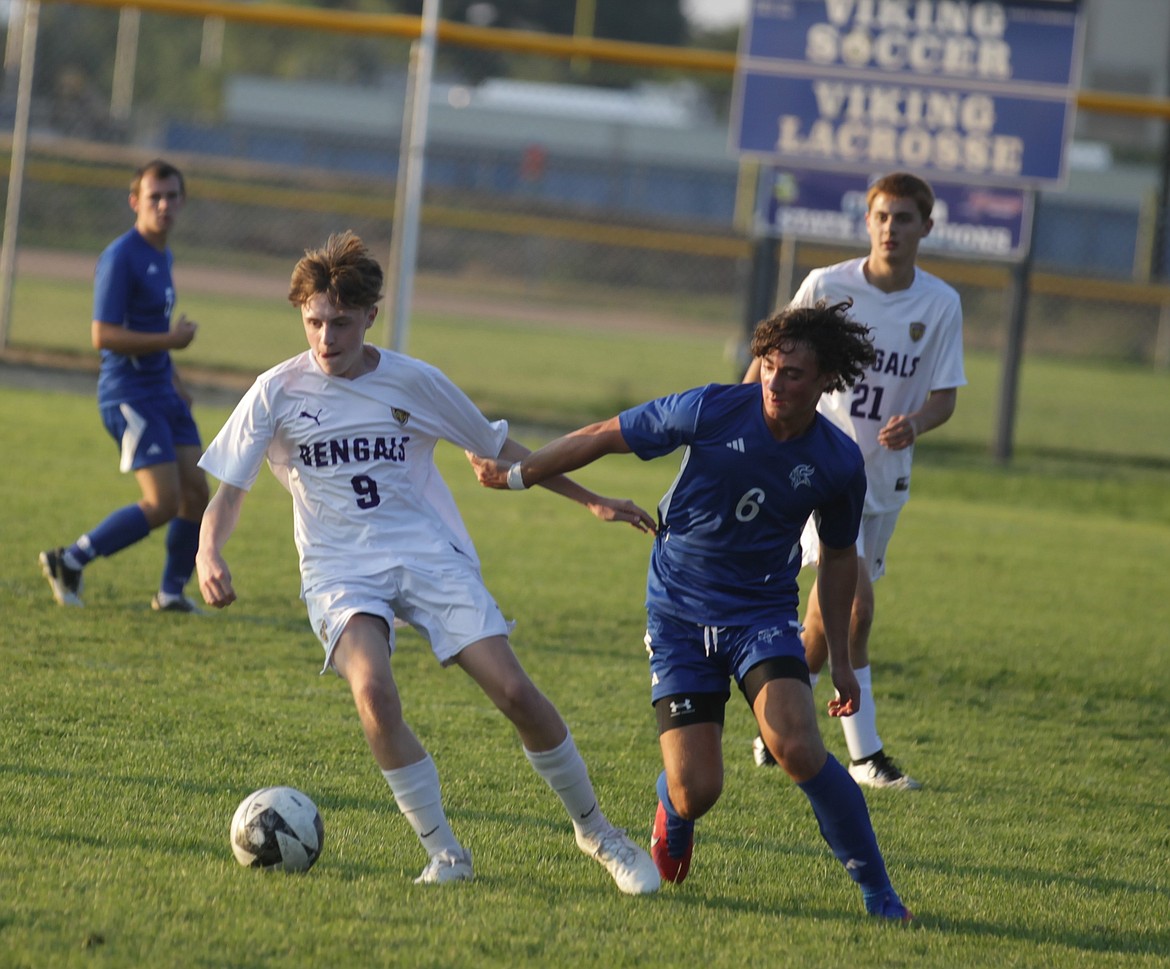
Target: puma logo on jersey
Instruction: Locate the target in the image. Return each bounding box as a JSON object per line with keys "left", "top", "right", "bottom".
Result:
{"left": 300, "top": 409, "right": 322, "bottom": 425}
{"left": 789, "top": 464, "right": 815, "bottom": 489}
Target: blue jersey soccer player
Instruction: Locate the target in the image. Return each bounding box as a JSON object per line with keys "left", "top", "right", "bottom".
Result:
{"left": 470, "top": 300, "right": 913, "bottom": 921}
{"left": 39, "top": 159, "right": 209, "bottom": 612}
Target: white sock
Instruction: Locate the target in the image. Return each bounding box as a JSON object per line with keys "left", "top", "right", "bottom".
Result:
{"left": 524, "top": 734, "right": 607, "bottom": 839}
{"left": 840, "top": 665, "right": 882, "bottom": 761}
{"left": 382, "top": 755, "right": 461, "bottom": 857}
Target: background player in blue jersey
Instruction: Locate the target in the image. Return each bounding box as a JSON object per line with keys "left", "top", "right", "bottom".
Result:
{"left": 470, "top": 301, "right": 913, "bottom": 921}
{"left": 39, "top": 159, "right": 209, "bottom": 611}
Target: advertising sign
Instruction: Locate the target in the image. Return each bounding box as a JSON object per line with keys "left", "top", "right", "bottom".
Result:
{"left": 763, "top": 167, "right": 1033, "bottom": 259}
{"left": 732, "top": 1, "right": 1085, "bottom": 187}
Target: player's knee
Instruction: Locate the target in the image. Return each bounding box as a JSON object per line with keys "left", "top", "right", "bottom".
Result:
{"left": 491, "top": 673, "right": 547, "bottom": 725}
{"left": 351, "top": 678, "right": 404, "bottom": 733}
{"left": 670, "top": 775, "right": 721, "bottom": 820}
{"left": 772, "top": 734, "right": 826, "bottom": 783}
{"left": 182, "top": 476, "right": 210, "bottom": 515}
{"left": 852, "top": 597, "right": 875, "bottom": 636}
{"left": 141, "top": 495, "right": 180, "bottom": 526}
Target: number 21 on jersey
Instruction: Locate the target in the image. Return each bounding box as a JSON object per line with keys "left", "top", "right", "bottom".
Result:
{"left": 850, "top": 383, "right": 884, "bottom": 422}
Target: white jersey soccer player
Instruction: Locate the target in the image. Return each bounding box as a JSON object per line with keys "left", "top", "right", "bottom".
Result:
{"left": 786, "top": 257, "right": 966, "bottom": 787}
{"left": 746, "top": 173, "right": 966, "bottom": 791}
{"left": 201, "top": 347, "right": 503, "bottom": 599}
{"left": 792, "top": 257, "right": 966, "bottom": 520}
{"left": 197, "top": 248, "right": 661, "bottom": 894}
{"left": 199, "top": 346, "right": 525, "bottom": 675}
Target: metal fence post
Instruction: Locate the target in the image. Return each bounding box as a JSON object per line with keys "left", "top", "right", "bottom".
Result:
{"left": 739, "top": 234, "right": 779, "bottom": 377}
{"left": 1155, "top": 299, "right": 1170, "bottom": 370}
{"left": 993, "top": 191, "right": 1039, "bottom": 464}
{"left": 0, "top": 0, "right": 40, "bottom": 354}
{"left": 386, "top": 0, "right": 440, "bottom": 355}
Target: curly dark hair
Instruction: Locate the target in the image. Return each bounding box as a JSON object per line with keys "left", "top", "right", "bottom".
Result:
{"left": 288, "top": 230, "right": 385, "bottom": 309}
{"left": 749, "top": 299, "right": 876, "bottom": 393}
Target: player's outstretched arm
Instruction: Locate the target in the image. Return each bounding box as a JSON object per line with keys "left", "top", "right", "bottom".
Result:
{"left": 196, "top": 482, "right": 247, "bottom": 608}
{"left": 818, "top": 541, "right": 862, "bottom": 718}
{"left": 466, "top": 421, "right": 654, "bottom": 532}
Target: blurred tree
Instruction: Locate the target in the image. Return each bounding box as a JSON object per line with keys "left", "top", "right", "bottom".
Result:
{"left": 23, "top": 0, "right": 735, "bottom": 137}
{"left": 400, "top": 0, "right": 687, "bottom": 43}
{"left": 394, "top": 0, "right": 688, "bottom": 84}
{"left": 685, "top": 23, "right": 740, "bottom": 119}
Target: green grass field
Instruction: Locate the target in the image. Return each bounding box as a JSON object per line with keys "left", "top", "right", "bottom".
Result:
{"left": 2, "top": 291, "right": 1169, "bottom": 967}
{"left": 10, "top": 268, "right": 1170, "bottom": 462}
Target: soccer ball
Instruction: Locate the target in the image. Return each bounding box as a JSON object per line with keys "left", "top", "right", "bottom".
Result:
{"left": 230, "top": 786, "right": 324, "bottom": 872}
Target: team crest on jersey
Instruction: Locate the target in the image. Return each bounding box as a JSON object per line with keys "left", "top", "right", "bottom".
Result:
{"left": 789, "top": 463, "right": 815, "bottom": 489}
{"left": 319, "top": 619, "right": 329, "bottom": 643}
{"left": 909, "top": 321, "right": 926, "bottom": 342}
{"left": 391, "top": 407, "right": 410, "bottom": 426}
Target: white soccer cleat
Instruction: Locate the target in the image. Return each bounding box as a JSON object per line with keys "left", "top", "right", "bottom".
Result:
{"left": 848, "top": 750, "right": 922, "bottom": 790}
{"left": 414, "top": 846, "right": 474, "bottom": 885}
{"left": 577, "top": 825, "right": 661, "bottom": 895}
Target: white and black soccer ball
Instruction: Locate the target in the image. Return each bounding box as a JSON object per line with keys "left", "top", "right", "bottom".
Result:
{"left": 230, "top": 786, "right": 324, "bottom": 872}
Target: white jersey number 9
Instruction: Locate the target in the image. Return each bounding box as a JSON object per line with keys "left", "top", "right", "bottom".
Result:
{"left": 351, "top": 474, "right": 381, "bottom": 509}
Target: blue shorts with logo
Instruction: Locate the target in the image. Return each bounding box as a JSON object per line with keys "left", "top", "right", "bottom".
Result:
{"left": 101, "top": 393, "right": 201, "bottom": 473}
{"left": 644, "top": 608, "right": 806, "bottom": 704}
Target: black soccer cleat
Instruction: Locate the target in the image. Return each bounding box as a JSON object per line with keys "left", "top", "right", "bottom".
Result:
{"left": 40, "top": 547, "right": 83, "bottom": 607}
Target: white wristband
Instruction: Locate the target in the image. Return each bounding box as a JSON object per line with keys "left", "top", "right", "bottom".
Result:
{"left": 506, "top": 462, "right": 528, "bottom": 490}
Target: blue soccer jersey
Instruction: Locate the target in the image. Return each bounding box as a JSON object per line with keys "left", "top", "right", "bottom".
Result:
{"left": 619, "top": 383, "right": 866, "bottom": 626}
{"left": 93, "top": 228, "right": 176, "bottom": 405}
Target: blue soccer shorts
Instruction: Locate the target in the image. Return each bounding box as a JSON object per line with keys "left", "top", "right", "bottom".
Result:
{"left": 643, "top": 608, "right": 807, "bottom": 705}
{"left": 101, "top": 393, "right": 201, "bottom": 473}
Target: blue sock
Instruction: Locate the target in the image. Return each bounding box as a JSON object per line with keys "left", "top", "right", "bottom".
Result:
{"left": 798, "top": 754, "right": 892, "bottom": 900}
{"left": 161, "top": 517, "right": 201, "bottom": 596}
{"left": 71, "top": 504, "right": 152, "bottom": 563}
{"left": 655, "top": 770, "right": 693, "bottom": 858}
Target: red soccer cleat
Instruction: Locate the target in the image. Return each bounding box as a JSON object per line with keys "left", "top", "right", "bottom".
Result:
{"left": 650, "top": 800, "right": 693, "bottom": 884}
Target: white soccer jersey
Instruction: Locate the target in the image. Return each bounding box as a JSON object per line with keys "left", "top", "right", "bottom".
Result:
{"left": 199, "top": 348, "right": 508, "bottom": 593}
{"left": 791, "top": 257, "right": 966, "bottom": 513}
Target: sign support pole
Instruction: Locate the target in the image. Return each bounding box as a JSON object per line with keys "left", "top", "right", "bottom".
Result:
{"left": 993, "top": 191, "right": 1039, "bottom": 464}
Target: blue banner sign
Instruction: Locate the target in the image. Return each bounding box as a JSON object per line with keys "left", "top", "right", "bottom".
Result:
{"left": 763, "top": 167, "right": 1033, "bottom": 260}
{"left": 733, "top": 1, "right": 1085, "bottom": 187}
